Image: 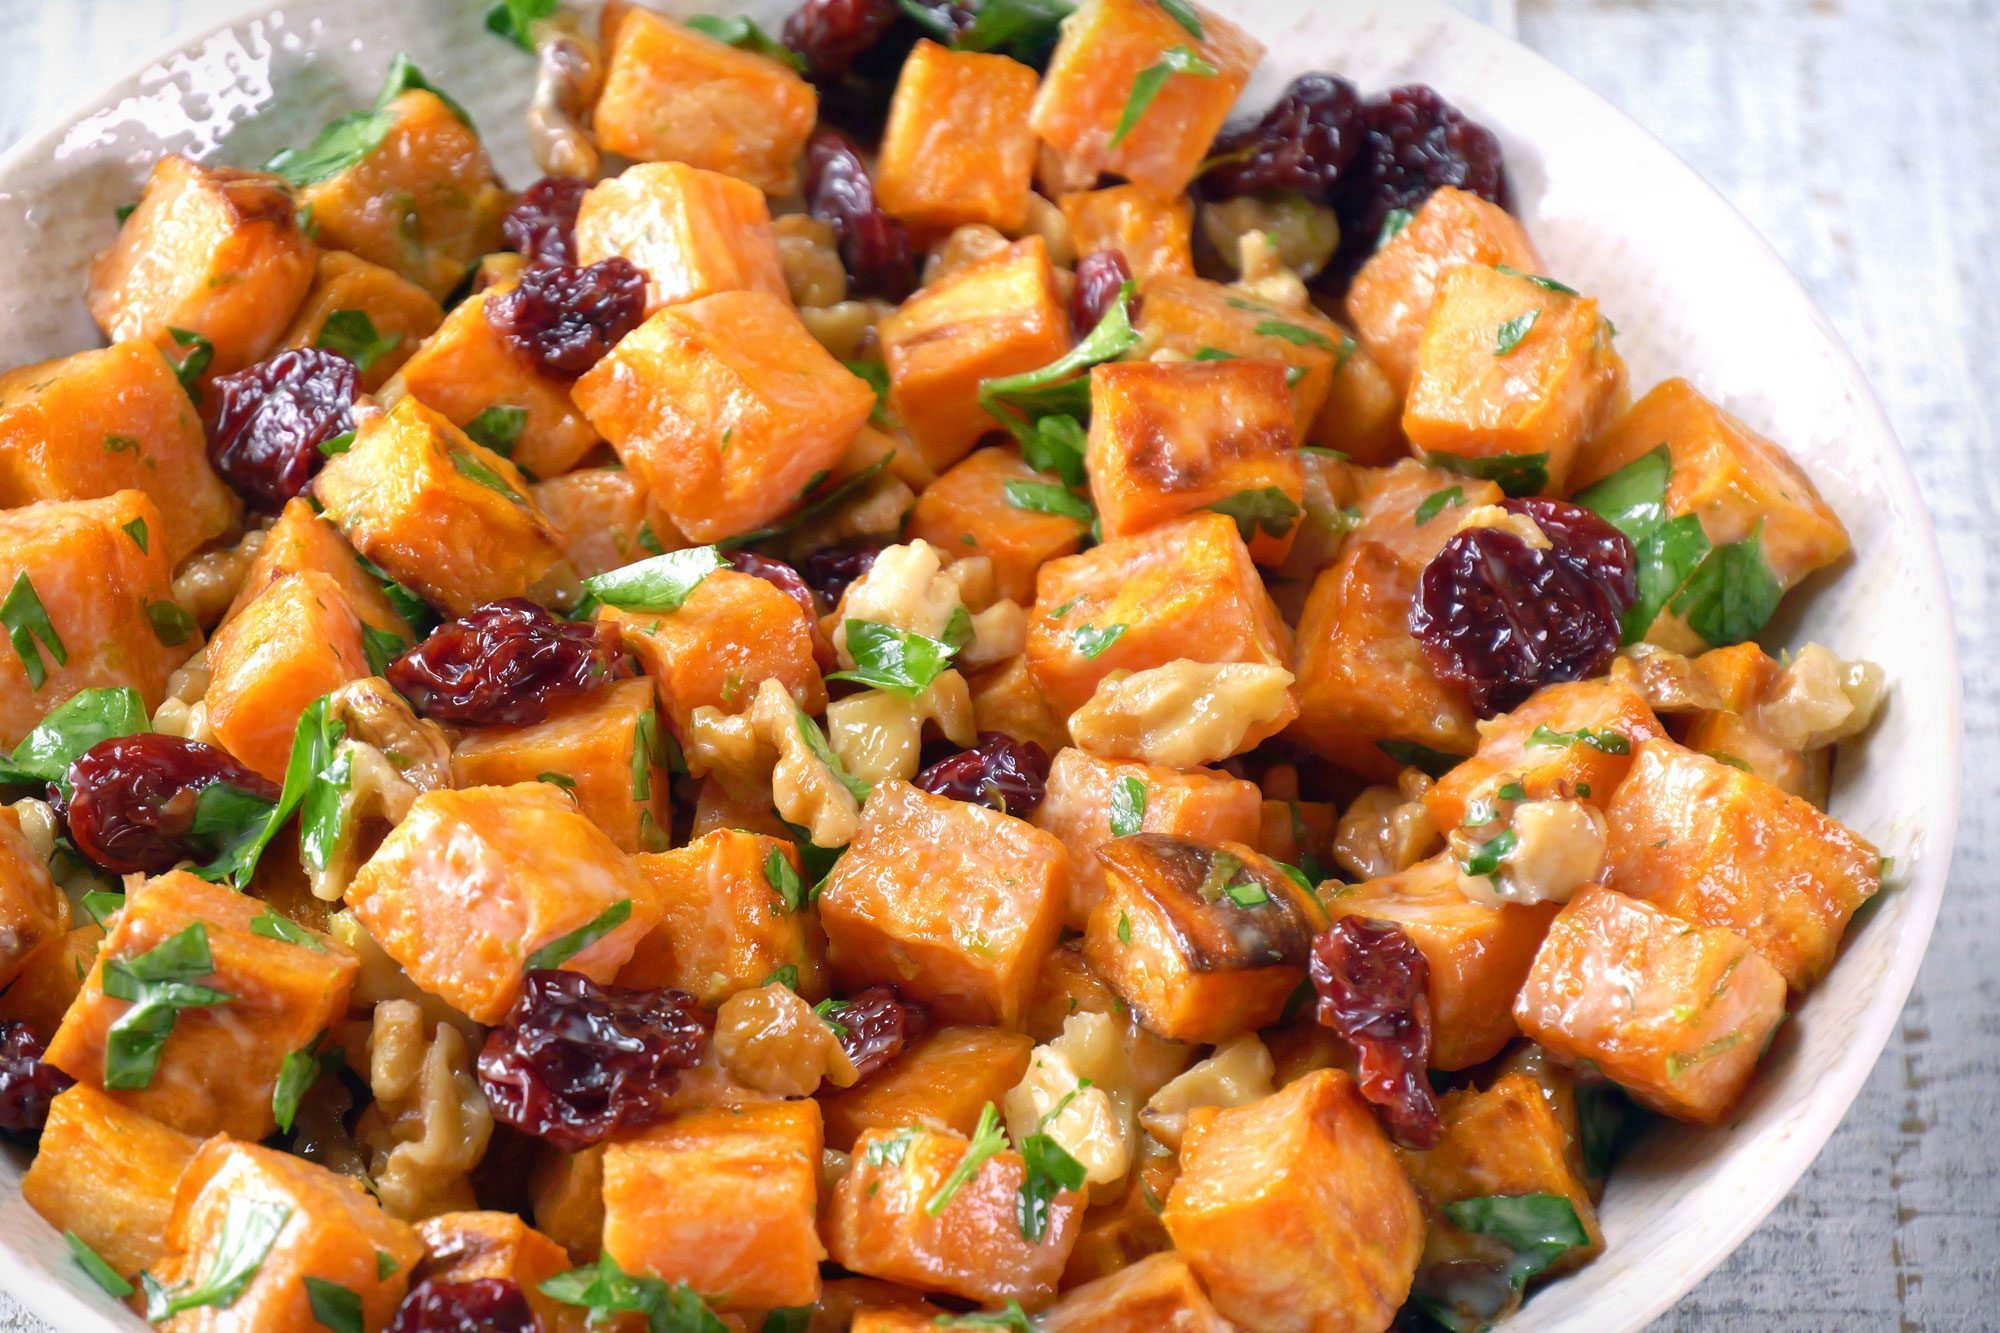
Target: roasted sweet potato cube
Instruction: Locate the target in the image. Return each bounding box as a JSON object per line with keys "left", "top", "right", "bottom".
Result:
{"left": 298, "top": 89, "right": 509, "bottom": 299}
{"left": 1135, "top": 276, "right": 1343, "bottom": 433}
{"left": 532, "top": 466, "right": 658, "bottom": 579}
{"left": 906, "top": 447, "right": 1089, "bottom": 603}
{"left": 576, "top": 162, "right": 790, "bottom": 313}
{"left": 1346, "top": 187, "right": 1542, "bottom": 395}
{"left": 1258, "top": 798, "right": 1336, "bottom": 870}
{"left": 617, "top": 830, "right": 826, "bottom": 1005}
{"left": 574, "top": 290, "right": 876, "bottom": 543}
{"left": 600, "top": 568, "right": 825, "bottom": 740}
{"left": 452, "top": 679, "right": 670, "bottom": 855}
{"left": 593, "top": 8, "right": 818, "bottom": 195}
{"left": 224, "top": 496, "right": 413, "bottom": 639}
{"left": 968, "top": 654, "right": 1072, "bottom": 758}
{"left": 43, "top": 870, "right": 357, "bottom": 1139}
{"left": 878, "top": 42, "right": 1040, "bottom": 234}
{"left": 1057, "top": 1149, "right": 1178, "bottom": 1286}
{"left": 821, "top": 781, "right": 1070, "bottom": 1027}
{"left": 1515, "top": 884, "right": 1787, "bottom": 1123}
{"left": 87, "top": 156, "right": 315, "bottom": 376}
{"left": 1346, "top": 457, "right": 1504, "bottom": 571}
{"left": 530, "top": 1145, "right": 606, "bottom": 1263}
{"left": 1043, "top": 1252, "right": 1232, "bottom": 1332}
{"left": 1573, "top": 377, "right": 1851, "bottom": 593}
{"left": 819, "top": 1024, "right": 1036, "bottom": 1153}
{"left": 393, "top": 285, "right": 605, "bottom": 480}
{"left": 879, "top": 237, "right": 1072, "bottom": 472}
{"left": 1605, "top": 738, "right": 1879, "bottom": 990}
{"left": 689, "top": 777, "right": 793, "bottom": 841}
{"left": 1028, "top": 511, "right": 1294, "bottom": 720}
{"left": 1332, "top": 854, "right": 1558, "bottom": 1069}
{"left": 851, "top": 1312, "right": 942, "bottom": 1333}
{"left": 1032, "top": 746, "right": 1262, "bottom": 929}
{"left": 1403, "top": 264, "right": 1625, "bottom": 496}
{"left": 1030, "top": 0, "right": 1263, "bottom": 197}
{"left": 1165, "top": 1069, "right": 1423, "bottom": 1331}
{"left": 1084, "top": 835, "right": 1323, "bottom": 1044}
{"left": 0, "top": 340, "right": 238, "bottom": 563}
{"left": 204, "top": 569, "right": 370, "bottom": 782}
{"left": 602, "top": 1101, "right": 824, "bottom": 1310}
{"left": 416, "top": 1211, "right": 580, "bottom": 1333}
{"left": 315, "top": 396, "right": 567, "bottom": 616}
{"left": 22, "top": 1083, "right": 202, "bottom": 1280}
{"left": 0, "top": 806, "right": 67, "bottom": 990}
{"left": 826, "top": 1121, "right": 1084, "bottom": 1308}
{"left": 153, "top": 1139, "right": 422, "bottom": 1329}
{"left": 0, "top": 493, "right": 188, "bottom": 748}
{"left": 1683, "top": 706, "right": 1824, "bottom": 803}
{"left": 1423, "top": 678, "right": 1666, "bottom": 832}
{"left": 1274, "top": 445, "right": 1364, "bottom": 583}
{"left": 1059, "top": 185, "right": 1194, "bottom": 287}
{"left": 1308, "top": 325, "right": 1406, "bottom": 465}
{"left": 345, "top": 783, "right": 658, "bottom": 1023}
{"left": 1087, "top": 360, "right": 1305, "bottom": 563}
{"left": 0, "top": 922, "right": 103, "bottom": 1040}
{"left": 277, "top": 249, "right": 444, "bottom": 391}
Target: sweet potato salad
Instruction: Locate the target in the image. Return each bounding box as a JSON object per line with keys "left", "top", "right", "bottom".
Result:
{"left": 0, "top": 1, "right": 1889, "bottom": 1329}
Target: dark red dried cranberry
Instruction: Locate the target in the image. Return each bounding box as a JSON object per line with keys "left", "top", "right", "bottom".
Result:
{"left": 725, "top": 550, "right": 836, "bottom": 671}
{"left": 478, "top": 970, "right": 708, "bottom": 1152}
{"left": 1310, "top": 917, "right": 1440, "bottom": 1148}
{"left": 1409, "top": 498, "right": 1636, "bottom": 717}
{"left": 821, "top": 985, "right": 930, "bottom": 1081}
{"left": 387, "top": 1278, "right": 540, "bottom": 1333}
{"left": 388, "top": 599, "right": 620, "bottom": 727}
{"left": 204, "top": 348, "right": 357, "bottom": 510}
{"left": 0, "top": 1021, "right": 73, "bottom": 1135}
{"left": 1071, "top": 249, "right": 1137, "bottom": 334}
{"left": 783, "top": 0, "right": 903, "bottom": 77}
{"left": 799, "top": 539, "right": 885, "bottom": 608}
{"left": 502, "top": 176, "right": 590, "bottom": 267}
{"left": 1332, "top": 84, "right": 1509, "bottom": 280}
{"left": 58, "top": 734, "right": 280, "bottom": 876}
{"left": 485, "top": 257, "right": 648, "bottom": 379}
{"left": 1202, "top": 73, "right": 1362, "bottom": 203}
{"left": 806, "top": 129, "right": 917, "bottom": 302}
{"left": 914, "top": 732, "right": 1051, "bottom": 818}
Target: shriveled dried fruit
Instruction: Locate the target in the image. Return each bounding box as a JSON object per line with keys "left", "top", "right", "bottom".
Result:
{"left": 800, "top": 538, "right": 886, "bottom": 609}
{"left": 1332, "top": 83, "right": 1509, "bottom": 281}
{"left": 386, "top": 1278, "right": 540, "bottom": 1333}
{"left": 1070, "top": 248, "right": 1137, "bottom": 334}
{"left": 502, "top": 175, "right": 591, "bottom": 267}
{"left": 806, "top": 128, "right": 918, "bottom": 301}
{"left": 388, "top": 598, "right": 620, "bottom": 727}
{"left": 485, "top": 256, "right": 648, "bottom": 379}
{"left": 476, "top": 969, "right": 709, "bottom": 1152}
{"left": 783, "top": 0, "right": 904, "bottom": 78}
{"left": 58, "top": 733, "right": 280, "bottom": 875}
{"left": 725, "top": 549, "right": 836, "bottom": 671}
{"left": 1201, "top": 72, "right": 1362, "bottom": 203}
{"left": 913, "top": 731, "right": 1051, "bottom": 817}
{"left": 820, "top": 984, "right": 930, "bottom": 1081}
{"left": 204, "top": 347, "right": 358, "bottom": 510}
{"left": 1310, "top": 917, "right": 1440, "bottom": 1148}
{"left": 0, "top": 1020, "right": 73, "bottom": 1136}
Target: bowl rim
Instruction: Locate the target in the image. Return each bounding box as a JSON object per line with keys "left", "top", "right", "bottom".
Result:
{"left": 0, "top": 1, "right": 1961, "bottom": 1330}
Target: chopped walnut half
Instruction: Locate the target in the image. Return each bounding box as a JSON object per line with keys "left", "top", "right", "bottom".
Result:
{"left": 775, "top": 214, "right": 848, "bottom": 309}
{"left": 303, "top": 678, "right": 452, "bottom": 901}
{"left": 1067, "top": 660, "right": 1295, "bottom": 768}
{"left": 1139, "top": 1033, "right": 1276, "bottom": 1151}
{"left": 683, "top": 706, "right": 775, "bottom": 796}
{"left": 1610, "top": 644, "right": 1724, "bottom": 714}
{"left": 827, "top": 669, "right": 976, "bottom": 785}
{"left": 922, "top": 224, "right": 1012, "bottom": 286}
{"left": 356, "top": 999, "right": 494, "bottom": 1221}
{"left": 797, "top": 299, "right": 896, "bottom": 361}
{"left": 152, "top": 649, "right": 216, "bottom": 743}
{"left": 1454, "top": 798, "right": 1607, "bottom": 909}
{"left": 172, "top": 523, "right": 267, "bottom": 628}
{"left": 1202, "top": 193, "right": 1341, "bottom": 284}
{"left": 1333, "top": 776, "right": 1442, "bottom": 881}
{"left": 832, "top": 541, "right": 1024, "bottom": 666}
{"left": 1005, "top": 1041, "right": 1130, "bottom": 1193}
{"left": 713, "top": 984, "right": 858, "bottom": 1097}
{"left": 758, "top": 678, "right": 862, "bottom": 847}
{"left": 1227, "top": 230, "right": 1311, "bottom": 312}
{"left": 527, "top": 13, "right": 604, "bottom": 179}
{"left": 1014, "top": 192, "right": 1077, "bottom": 268}
{"left": 1757, "top": 643, "right": 1886, "bottom": 752}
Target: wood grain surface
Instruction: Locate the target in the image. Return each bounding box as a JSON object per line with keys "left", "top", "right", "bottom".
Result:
{"left": 0, "top": 0, "right": 1992, "bottom": 1328}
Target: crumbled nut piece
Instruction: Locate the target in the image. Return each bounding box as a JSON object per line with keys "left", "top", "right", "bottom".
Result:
{"left": 827, "top": 669, "right": 976, "bottom": 785}
{"left": 1454, "top": 503, "right": 1551, "bottom": 549}
{"left": 1610, "top": 644, "right": 1723, "bottom": 714}
{"left": 1758, "top": 643, "right": 1886, "bottom": 752}
{"left": 921, "top": 223, "right": 1012, "bottom": 286}
{"left": 172, "top": 525, "right": 267, "bottom": 628}
{"left": 797, "top": 299, "right": 895, "bottom": 361}
{"left": 1067, "top": 660, "right": 1295, "bottom": 768}
{"left": 713, "top": 983, "right": 859, "bottom": 1097}
{"left": 1202, "top": 193, "right": 1341, "bottom": 283}
{"left": 1138, "top": 1033, "right": 1275, "bottom": 1151}
{"left": 527, "top": 14, "right": 604, "bottom": 179}
{"left": 1454, "top": 798, "right": 1607, "bottom": 909}
{"left": 357, "top": 1000, "right": 494, "bottom": 1221}
{"left": 756, "top": 678, "right": 861, "bottom": 848}
{"left": 684, "top": 705, "right": 776, "bottom": 796}
{"left": 1334, "top": 783, "right": 1442, "bottom": 880}
{"left": 1005, "top": 1041, "right": 1129, "bottom": 1192}
{"left": 775, "top": 214, "right": 849, "bottom": 309}
{"left": 1015, "top": 192, "right": 1077, "bottom": 268}
{"left": 1228, "top": 229, "right": 1311, "bottom": 311}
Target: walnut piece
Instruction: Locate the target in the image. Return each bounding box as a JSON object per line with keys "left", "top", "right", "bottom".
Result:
{"left": 827, "top": 669, "right": 976, "bottom": 785}
{"left": 713, "top": 983, "right": 858, "bottom": 1097}
{"left": 1138, "top": 1033, "right": 1275, "bottom": 1151}
{"left": 1067, "top": 660, "right": 1295, "bottom": 768}
{"left": 1333, "top": 781, "right": 1442, "bottom": 880}
{"left": 1756, "top": 643, "right": 1885, "bottom": 752}
{"left": 1454, "top": 798, "right": 1607, "bottom": 909}
{"left": 356, "top": 999, "right": 493, "bottom": 1221}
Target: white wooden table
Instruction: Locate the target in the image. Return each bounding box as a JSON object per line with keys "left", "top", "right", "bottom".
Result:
{"left": 1, "top": 0, "right": 1992, "bottom": 1327}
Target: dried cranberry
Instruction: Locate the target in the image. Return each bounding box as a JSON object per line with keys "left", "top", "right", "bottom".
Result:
{"left": 1310, "top": 918, "right": 1440, "bottom": 1148}
{"left": 1332, "top": 84, "right": 1509, "bottom": 281}
{"left": 485, "top": 257, "right": 647, "bottom": 379}
{"left": 1409, "top": 498, "right": 1636, "bottom": 717}
{"left": 1071, "top": 249, "right": 1137, "bottom": 334}
{"left": 914, "top": 732, "right": 1051, "bottom": 818}
{"left": 805, "top": 129, "right": 917, "bottom": 302}
{"left": 388, "top": 599, "right": 620, "bottom": 727}
{"left": 799, "top": 539, "right": 885, "bottom": 608}
{"left": 387, "top": 1279, "right": 540, "bottom": 1333}
{"left": 478, "top": 970, "right": 708, "bottom": 1152}
{"left": 1202, "top": 73, "right": 1362, "bottom": 203}
{"left": 0, "top": 1021, "right": 73, "bottom": 1135}
{"left": 725, "top": 550, "right": 836, "bottom": 671}
{"left": 204, "top": 348, "right": 357, "bottom": 510}
{"left": 822, "top": 985, "right": 930, "bottom": 1081}
{"left": 59, "top": 734, "right": 280, "bottom": 876}
{"left": 783, "top": 0, "right": 903, "bottom": 78}
{"left": 502, "top": 176, "right": 590, "bottom": 267}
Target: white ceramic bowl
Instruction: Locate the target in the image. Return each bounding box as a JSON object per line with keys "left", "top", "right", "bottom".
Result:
{"left": 0, "top": 1, "right": 1960, "bottom": 1328}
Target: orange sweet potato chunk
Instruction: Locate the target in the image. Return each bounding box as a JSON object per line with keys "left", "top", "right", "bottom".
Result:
{"left": 1605, "top": 738, "right": 1879, "bottom": 990}
{"left": 1514, "top": 884, "right": 1787, "bottom": 1124}
{"left": 1058, "top": 1149, "right": 1179, "bottom": 1287}
{"left": 345, "top": 783, "right": 658, "bottom": 1023}
{"left": 1059, "top": 185, "right": 1195, "bottom": 287}
{"left": 416, "top": 1212, "right": 580, "bottom": 1333}
{"left": 0, "top": 806, "right": 67, "bottom": 991}
{"left": 818, "top": 1025, "right": 1036, "bottom": 1153}
{"left": 1135, "top": 275, "right": 1343, "bottom": 433}
{"left": 277, "top": 249, "right": 445, "bottom": 391}
{"left": 574, "top": 290, "right": 877, "bottom": 543}
{"left": 826, "top": 1122, "right": 1085, "bottom": 1308}
{"left": 204, "top": 569, "right": 370, "bottom": 782}
{"left": 1308, "top": 324, "right": 1407, "bottom": 465}
{"left": 878, "top": 42, "right": 1041, "bottom": 235}
{"left": 224, "top": 496, "right": 413, "bottom": 640}
{"left": 532, "top": 466, "right": 658, "bottom": 579}
{"left": 44, "top": 870, "right": 358, "bottom": 1140}
{"left": 88, "top": 156, "right": 316, "bottom": 376}
{"left": 1028, "top": 511, "right": 1294, "bottom": 720}
{"left": 1030, "top": 0, "right": 1264, "bottom": 198}
{"left": 0, "top": 922, "right": 104, "bottom": 1041}
{"left": 1042, "top": 1252, "right": 1233, "bottom": 1332}
{"left": 1345, "top": 187, "right": 1542, "bottom": 396}
{"left": 968, "top": 654, "right": 1072, "bottom": 758}
{"left": 1165, "top": 1069, "right": 1423, "bottom": 1332}
{"left": 604, "top": 1101, "right": 826, "bottom": 1311}
{"left": 452, "top": 678, "right": 671, "bottom": 854}
{"left": 593, "top": 8, "right": 819, "bottom": 195}
{"left": 576, "top": 162, "right": 790, "bottom": 313}
{"left": 0, "top": 493, "right": 189, "bottom": 748}
{"left": 820, "top": 781, "right": 1071, "bottom": 1027}
{"left": 1087, "top": 359, "right": 1305, "bottom": 563}
{"left": 1344, "top": 457, "right": 1504, "bottom": 571}
{"left": 0, "top": 340, "right": 239, "bottom": 563}
{"left": 906, "top": 447, "right": 1089, "bottom": 604}
{"left": 314, "top": 395, "right": 568, "bottom": 616}
{"left": 22, "top": 1083, "right": 202, "bottom": 1280}
{"left": 618, "top": 830, "right": 827, "bottom": 1006}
